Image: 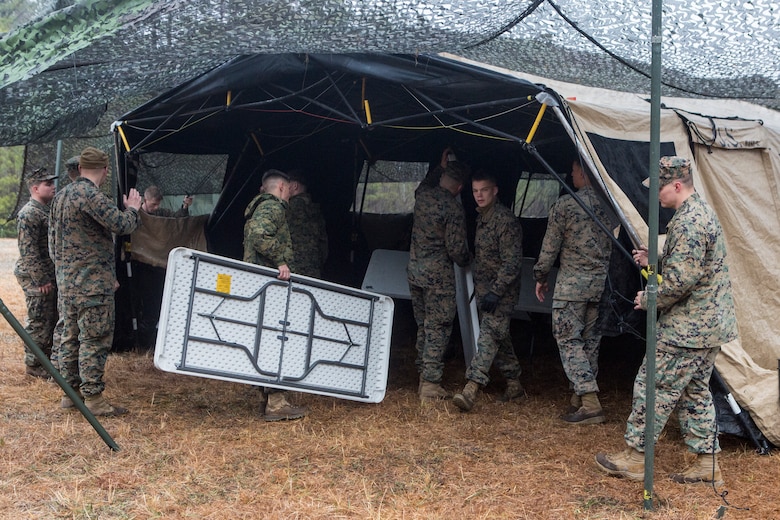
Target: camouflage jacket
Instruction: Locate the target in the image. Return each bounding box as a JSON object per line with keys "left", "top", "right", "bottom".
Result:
{"left": 49, "top": 177, "right": 140, "bottom": 297}
{"left": 287, "top": 193, "right": 328, "bottom": 277}
{"left": 533, "top": 186, "right": 612, "bottom": 301}
{"left": 407, "top": 184, "right": 471, "bottom": 289}
{"left": 473, "top": 201, "right": 523, "bottom": 302}
{"left": 415, "top": 165, "right": 444, "bottom": 195}
{"left": 243, "top": 192, "right": 293, "bottom": 269}
{"left": 14, "top": 199, "right": 55, "bottom": 288}
{"left": 653, "top": 192, "right": 738, "bottom": 349}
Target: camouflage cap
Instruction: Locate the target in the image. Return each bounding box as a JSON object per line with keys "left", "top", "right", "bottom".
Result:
{"left": 642, "top": 156, "right": 691, "bottom": 187}
{"left": 26, "top": 167, "right": 57, "bottom": 186}
{"left": 65, "top": 155, "right": 80, "bottom": 169}
{"left": 79, "top": 146, "right": 109, "bottom": 170}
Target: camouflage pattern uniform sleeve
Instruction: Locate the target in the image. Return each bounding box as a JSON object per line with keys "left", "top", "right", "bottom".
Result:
{"left": 654, "top": 193, "right": 738, "bottom": 348}
{"left": 83, "top": 185, "right": 141, "bottom": 236}
{"left": 14, "top": 200, "right": 55, "bottom": 286}
{"left": 444, "top": 195, "right": 471, "bottom": 267}
{"left": 243, "top": 194, "right": 293, "bottom": 269}
{"left": 535, "top": 187, "right": 612, "bottom": 301}
{"left": 408, "top": 187, "right": 469, "bottom": 288}
{"left": 491, "top": 205, "right": 523, "bottom": 297}
{"left": 533, "top": 197, "right": 564, "bottom": 283}
{"left": 286, "top": 193, "right": 327, "bottom": 276}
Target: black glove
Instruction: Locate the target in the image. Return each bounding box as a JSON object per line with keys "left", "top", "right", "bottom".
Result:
{"left": 480, "top": 291, "right": 500, "bottom": 313}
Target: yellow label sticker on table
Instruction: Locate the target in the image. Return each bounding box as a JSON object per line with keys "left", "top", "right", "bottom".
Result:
{"left": 216, "top": 273, "right": 231, "bottom": 294}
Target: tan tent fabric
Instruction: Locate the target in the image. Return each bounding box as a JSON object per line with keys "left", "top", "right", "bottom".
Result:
{"left": 716, "top": 339, "right": 780, "bottom": 446}
{"left": 131, "top": 212, "right": 209, "bottom": 268}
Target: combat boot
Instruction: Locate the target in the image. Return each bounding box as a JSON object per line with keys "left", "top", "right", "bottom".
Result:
{"left": 498, "top": 379, "right": 525, "bottom": 402}
{"left": 565, "top": 392, "right": 582, "bottom": 414}
{"left": 561, "top": 392, "right": 605, "bottom": 425}
{"left": 61, "top": 390, "right": 83, "bottom": 409}
{"left": 452, "top": 380, "right": 480, "bottom": 412}
{"left": 258, "top": 387, "right": 268, "bottom": 415}
{"left": 670, "top": 452, "right": 724, "bottom": 486}
{"left": 26, "top": 365, "right": 50, "bottom": 379}
{"left": 264, "top": 392, "right": 309, "bottom": 422}
{"left": 419, "top": 380, "right": 450, "bottom": 401}
{"left": 595, "top": 447, "right": 645, "bottom": 481}
{"left": 84, "top": 393, "right": 128, "bottom": 416}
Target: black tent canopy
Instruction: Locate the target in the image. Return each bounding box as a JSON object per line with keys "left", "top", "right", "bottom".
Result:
{"left": 114, "top": 53, "right": 583, "bottom": 263}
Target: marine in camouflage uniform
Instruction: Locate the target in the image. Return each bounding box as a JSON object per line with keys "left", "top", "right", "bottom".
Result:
{"left": 243, "top": 193, "right": 294, "bottom": 269}
{"left": 596, "top": 156, "right": 737, "bottom": 485}
{"left": 49, "top": 147, "right": 142, "bottom": 415}
{"left": 407, "top": 162, "right": 471, "bottom": 400}
{"left": 14, "top": 168, "right": 59, "bottom": 377}
{"left": 286, "top": 171, "right": 327, "bottom": 278}
{"left": 243, "top": 169, "right": 308, "bottom": 422}
{"left": 534, "top": 160, "right": 613, "bottom": 424}
{"left": 453, "top": 171, "right": 524, "bottom": 412}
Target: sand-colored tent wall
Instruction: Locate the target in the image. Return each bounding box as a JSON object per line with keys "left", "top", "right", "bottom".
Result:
{"left": 565, "top": 100, "right": 780, "bottom": 446}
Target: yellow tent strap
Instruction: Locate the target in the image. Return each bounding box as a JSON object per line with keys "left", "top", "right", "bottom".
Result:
{"left": 117, "top": 124, "right": 131, "bottom": 152}
{"left": 525, "top": 102, "right": 548, "bottom": 143}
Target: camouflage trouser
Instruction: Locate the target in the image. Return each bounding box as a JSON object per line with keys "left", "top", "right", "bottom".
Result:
{"left": 59, "top": 294, "right": 115, "bottom": 398}
{"left": 552, "top": 300, "right": 601, "bottom": 395}
{"left": 625, "top": 342, "right": 720, "bottom": 454}
{"left": 466, "top": 304, "right": 521, "bottom": 386}
{"left": 16, "top": 276, "right": 57, "bottom": 369}
{"left": 410, "top": 284, "right": 457, "bottom": 384}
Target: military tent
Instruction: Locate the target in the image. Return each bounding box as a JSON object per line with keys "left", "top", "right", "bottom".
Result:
{"left": 110, "top": 52, "right": 779, "bottom": 447}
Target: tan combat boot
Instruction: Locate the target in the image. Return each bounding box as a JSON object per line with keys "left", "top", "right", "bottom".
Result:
{"left": 264, "top": 392, "right": 309, "bottom": 422}
{"left": 498, "top": 379, "right": 525, "bottom": 402}
{"left": 258, "top": 387, "right": 268, "bottom": 415}
{"left": 26, "top": 365, "right": 50, "bottom": 379}
{"left": 595, "top": 447, "right": 645, "bottom": 481}
{"left": 561, "top": 391, "right": 605, "bottom": 425}
{"left": 670, "top": 452, "right": 724, "bottom": 486}
{"left": 452, "top": 380, "right": 480, "bottom": 412}
{"left": 566, "top": 392, "right": 582, "bottom": 414}
{"left": 419, "top": 380, "right": 450, "bottom": 401}
{"left": 84, "top": 393, "right": 128, "bottom": 416}
{"left": 61, "top": 390, "right": 83, "bottom": 409}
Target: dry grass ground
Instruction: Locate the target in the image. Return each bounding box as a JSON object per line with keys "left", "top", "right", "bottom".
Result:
{"left": 0, "top": 238, "right": 777, "bottom": 520}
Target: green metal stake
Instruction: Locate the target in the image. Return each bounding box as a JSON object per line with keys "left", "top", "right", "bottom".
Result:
{"left": 0, "top": 297, "right": 121, "bottom": 452}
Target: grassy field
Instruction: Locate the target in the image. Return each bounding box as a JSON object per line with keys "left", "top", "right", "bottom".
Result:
{"left": 0, "top": 238, "right": 777, "bottom": 519}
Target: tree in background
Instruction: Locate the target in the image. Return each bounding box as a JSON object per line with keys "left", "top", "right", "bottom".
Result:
{"left": 0, "top": 146, "right": 24, "bottom": 237}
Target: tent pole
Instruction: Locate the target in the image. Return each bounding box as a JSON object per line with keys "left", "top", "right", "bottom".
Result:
{"left": 643, "top": 0, "right": 664, "bottom": 510}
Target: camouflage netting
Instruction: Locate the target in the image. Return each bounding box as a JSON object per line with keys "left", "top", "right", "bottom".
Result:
{"left": 1, "top": 0, "right": 778, "bottom": 148}
{"left": 3, "top": 0, "right": 779, "bottom": 216}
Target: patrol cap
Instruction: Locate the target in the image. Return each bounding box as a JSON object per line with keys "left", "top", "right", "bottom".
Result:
{"left": 442, "top": 161, "right": 470, "bottom": 184}
{"left": 643, "top": 156, "right": 691, "bottom": 187}
{"left": 261, "top": 168, "right": 290, "bottom": 183}
{"left": 26, "top": 167, "right": 57, "bottom": 186}
{"left": 65, "top": 155, "right": 80, "bottom": 169}
{"left": 79, "top": 146, "right": 109, "bottom": 170}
